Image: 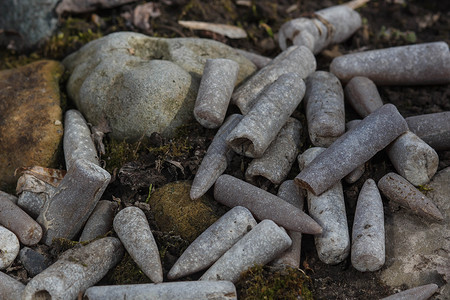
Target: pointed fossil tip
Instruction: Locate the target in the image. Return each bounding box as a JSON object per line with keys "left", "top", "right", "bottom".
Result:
{"left": 189, "top": 186, "right": 202, "bottom": 200}
{"left": 166, "top": 266, "right": 180, "bottom": 281}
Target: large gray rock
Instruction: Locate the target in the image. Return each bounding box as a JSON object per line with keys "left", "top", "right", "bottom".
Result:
{"left": 0, "top": 0, "right": 58, "bottom": 49}
{"left": 63, "top": 32, "right": 256, "bottom": 140}
{"left": 381, "top": 167, "right": 450, "bottom": 298}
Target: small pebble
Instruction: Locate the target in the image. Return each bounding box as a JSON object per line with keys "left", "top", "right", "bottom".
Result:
{"left": 0, "top": 226, "right": 19, "bottom": 270}
{"left": 0, "top": 271, "right": 25, "bottom": 300}
{"left": 200, "top": 219, "right": 292, "bottom": 283}
{"left": 16, "top": 173, "right": 57, "bottom": 218}
{"left": 351, "top": 179, "right": 385, "bottom": 272}
{"left": 378, "top": 172, "right": 443, "bottom": 221}
{"left": 84, "top": 281, "right": 237, "bottom": 300}
{"left": 214, "top": 174, "right": 322, "bottom": 235}
{"left": 22, "top": 237, "right": 124, "bottom": 300}
{"left": 113, "top": 206, "right": 163, "bottom": 283}
{"left": 19, "top": 247, "right": 50, "bottom": 277}
{"left": 380, "top": 283, "right": 439, "bottom": 300}
{"left": 168, "top": 206, "right": 257, "bottom": 280}
{"left": 79, "top": 200, "right": 117, "bottom": 242}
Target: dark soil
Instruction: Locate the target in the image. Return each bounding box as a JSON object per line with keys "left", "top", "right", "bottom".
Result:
{"left": 2, "top": 0, "right": 449, "bottom": 299}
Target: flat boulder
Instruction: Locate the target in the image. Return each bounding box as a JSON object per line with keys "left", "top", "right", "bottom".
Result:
{"left": 62, "top": 32, "right": 256, "bottom": 141}
{"left": 381, "top": 167, "right": 450, "bottom": 297}
{"left": 0, "top": 60, "right": 64, "bottom": 191}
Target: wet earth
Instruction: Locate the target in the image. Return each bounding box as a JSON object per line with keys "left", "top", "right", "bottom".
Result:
{"left": 1, "top": 0, "right": 450, "bottom": 299}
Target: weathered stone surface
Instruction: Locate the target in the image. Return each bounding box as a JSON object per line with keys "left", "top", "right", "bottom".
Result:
{"left": 380, "top": 283, "right": 439, "bottom": 300}
{"left": 19, "top": 247, "right": 50, "bottom": 277}
{"left": 79, "top": 200, "right": 117, "bottom": 242}
{"left": 0, "top": 271, "right": 25, "bottom": 300}
{"left": 0, "top": 226, "right": 19, "bottom": 270}
{"left": 0, "top": 0, "right": 58, "bottom": 49}
{"left": 113, "top": 207, "right": 163, "bottom": 283}
{"left": 0, "top": 60, "right": 64, "bottom": 191}
{"left": 22, "top": 237, "right": 124, "bottom": 300}
{"left": 84, "top": 281, "right": 237, "bottom": 300}
{"left": 150, "top": 181, "right": 227, "bottom": 243}
{"left": 381, "top": 167, "right": 450, "bottom": 297}
{"left": 62, "top": 32, "right": 256, "bottom": 140}
{"left": 406, "top": 112, "right": 450, "bottom": 151}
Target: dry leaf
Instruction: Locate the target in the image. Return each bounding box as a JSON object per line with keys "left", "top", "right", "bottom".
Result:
{"left": 178, "top": 20, "right": 247, "bottom": 39}
{"left": 132, "top": 2, "right": 161, "bottom": 32}
{"left": 91, "top": 117, "right": 111, "bottom": 155}
{"left": 15, "top": 166, "right": 66, "bottom": 189}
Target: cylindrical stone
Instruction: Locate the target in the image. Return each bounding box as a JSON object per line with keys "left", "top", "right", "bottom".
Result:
{"left": 344, "top": 119, "right": 365, "bottom": 184}
{"left": 167, "top": 206, "right": 257, "bottom": 280}
{"left": 235, "top": 48, "right": 272, "bottom": 69}
{"left": 380, "top": 283, "right": 439, "bottom": 300}
{"left": 298, "top": 147, "right": 350, "bottom": 265}
{"left": 351, "top": 179, "right": 385, "bottom": 272}
{"left": 37, "top": 159, "right": 111, "bottom": 245}
{"left": 406, "top": 111, "right": 450, "bottom": 151}
{"left": 231, "top": 45, "right": 315, "bottom": 114}
{"left": 214, "top": 175, "right": 322, "bottom": 235}
{"left": 0, "top": 226, "right": 19, "bottom": 270}
{"left": 0, "top": 191, "right": 17, "bottom": 204}
{"left": 64, "top": 109, "right": 99, "bottom": 171}
{"left": 84, "top": 281, "right": 237, "bottom": 300}
{"left": 22, "top": 237, "right": 124, "bottom": 300}
{"left": 0, "top": 195, "right": 42, "bottom": 245}
{"left": 79, "top": 200, "right": 118, "bottom": 242}
{"left": 194, "top": 59, "right": 239, "bottom": 129}
{"left": 304, "top": 71, "right": 345, "bottom": 147}
{"left": 226, "top": 72, "right": 306, "bottom": 158}
{"left": 113, "top": 206, "right": 163, "bottom": 283}
{"left": 271, "top": 180, "right": 304, "bottom": 268}
{"left": 345, "top": 76, "right": 383, "bottom": 118}
{"left": 200, "top": 219, "right": 292, "bottom": 283}
{"left": 245, "top": 118, "right": 302, "bottom": 185}
{"left": 295, "top": 104, "right": 409, "bottom": 195}
{"left": 378, "top": 172, "right": 443, "bottom": 221}
{"left": 387, "top": 131, "right": 439, "bottom": 186}
{"left": 190, "top": 114, "right": 243, "bottom": 200}
{"left": 0, "top": 271, "right": 25, "bottom": 300}
{"left": 19, "top": 247, "right": 50, "bottom": 277}
{"left": 278, "top": 5, "right": 362, "bottom": 54}
{"left": 330, "top": 42, "right": 450, "bottom": 85}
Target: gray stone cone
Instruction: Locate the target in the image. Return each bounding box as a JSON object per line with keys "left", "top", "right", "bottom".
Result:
{"left": 167, "top": 206, "right": 257, "bottom": 280}
{"left": 245, "top": 117, "right": 302, "bottom": 185}
{"left": 214, "top": 174, "right": 322, "bottom": 235}
{"left": 381, "top": 167, "right": 449, "bottom": 296}
{"left": 200, "top": 219, "right": 292, "bottom": 283}
{"left": 344, "top": 76, "right": 383, "bottom": 118}
{"left": 387, "top": 131, "right": 439, "bottom": 186}
{"left": 271, "top": 180, "right": 304, "bottom": 268}
{"left": 22, "top": 237, "right": 124, "bottom": 300}
{"left": 380, "top": 283, "right": 439, "bottom": 300}
{"left": 231, "top": 45, "right": 315, "bottom": 114}
{"left": 0, "top": 192, "right": 42, "bottom": 245}
{"left": 278, "top": 5, "right": 362, "bottom": 53}
{"left": 330, "top": 42, "right": 450, "bottom": 85}
{"left": 0, "top": 271, "right": 25, "bottom": 300}
{"left": 304, "top": 71, "right": 345, "bottom": 147}
{"left": 37, "top": 159, "right": 111, "bottom": 245}
{"left": 84, "top": 281, "right": 237, "bottom": 300}
{"left": 351, "top": 179, "right": 385, "bottom": 272}
{"left": 0, "top": 226, "right": 19, "bottom": 270}
{"left": 64, "top": 109, "right": 99, "bottom": 171}
{"left": 194, "top": 58, "right": 239, "bottom": 129}
{"left": 378, "top": 172, "right": 443, "bottom": 221}
{"left": 113, "top": 206, "right": 163, "bottom": 283}
{"left": 295, "top": 104, "right": 408, "bottom": 196}
{"left": 190, "top": 114, "right": 243, "bottom": 200}
{"left": 298, "top": 147, "right": 350, "bottom": 265}
{"left": 227, "top": 72, "right": 305, "bottom": 158}
{"left": 79, "top": 200, "right": 118, "bottom": 242}
{"left": 406, "top": 112, "right": 450, "bottom": 151}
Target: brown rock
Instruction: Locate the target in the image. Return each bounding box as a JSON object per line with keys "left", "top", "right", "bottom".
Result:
{"left": 0, "top": 60, "right": 64, "bottom": 191}
{"left": 149, "top": 181, "right": 227, "bottom": 243}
